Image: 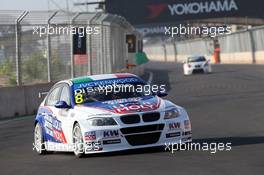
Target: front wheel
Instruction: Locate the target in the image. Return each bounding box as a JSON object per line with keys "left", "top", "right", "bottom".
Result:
{"left": 73, "top": 123, "right": 85, "bottom": 158}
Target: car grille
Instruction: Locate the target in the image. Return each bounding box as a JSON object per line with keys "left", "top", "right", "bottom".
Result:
{"left": 120, "top": 112, "right": 161, "bottom": 124}
{"left": 120, "top": 114, "right": 140, "bottom": 124}
{"left": 193, "top": 69, "right": 204, "bottom": 73}
{"left": 120, "top": 124, "right": 164, "bottom": 146}
{"left": 125, "top": 132, "right": 162, "bottom": 146}
{"left": 142, "top": 112, "right": 160, "bottom": 122}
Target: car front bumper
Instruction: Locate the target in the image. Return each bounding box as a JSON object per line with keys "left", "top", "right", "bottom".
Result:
{"left": 82, "top": 119, "right": 192, "bottom": 154}
{"left": 185, "top": 66, "right": 211, "bottom": 75}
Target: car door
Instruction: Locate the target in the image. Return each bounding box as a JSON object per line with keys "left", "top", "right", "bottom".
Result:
{"left": 44, "top": 83, "right": 72, "bottom": 144}
{"left": 55, "top": 84, "right": 75, "bottom": 144}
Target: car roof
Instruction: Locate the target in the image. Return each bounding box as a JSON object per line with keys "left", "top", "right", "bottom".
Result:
{"left": 70, "top": 73, "right": 138, "bottom": 84}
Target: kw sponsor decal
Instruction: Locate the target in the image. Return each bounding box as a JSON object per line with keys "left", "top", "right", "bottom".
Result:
{"left": 103, "top": 130, "right": 119, "bottom": 138}
{"left": 168, "top": 122, "right": 181, "bottom": 130}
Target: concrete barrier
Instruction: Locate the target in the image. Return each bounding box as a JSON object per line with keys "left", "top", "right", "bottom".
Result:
{"left": 146, "top": 51, "right": 264, "bottom": 65}
{"left": 255, "top": 51, "right": 264, "bottom": 64}
{"left": 144, "top": 26, "right": 264, "bottom": 65}
{"left": 220, "top": 52, "right": 253, "bottom": 64}
{"left": 0, "top": 83, "right": 54, "bottom": 119}
{"left": 176, "top": 52, "right": 264, "bottom": 64}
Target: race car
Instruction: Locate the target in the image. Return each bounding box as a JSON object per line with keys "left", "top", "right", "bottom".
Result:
{"left": 183, "top": 56, "right": 212, "bottom": 75}
{"left": 33, "top": 73, "right": 192, "bottom": 157}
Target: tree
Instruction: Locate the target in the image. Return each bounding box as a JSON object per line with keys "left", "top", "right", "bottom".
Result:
{"left": 0, "top": 58, "right": 16, "bottom": 86}
{"left": 22, "top": 52, "right": 47, "bottom": 83}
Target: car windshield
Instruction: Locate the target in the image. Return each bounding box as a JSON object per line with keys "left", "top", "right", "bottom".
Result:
{"left": 188, "top": 56, "right": 206, "bottom": 63}
{"left": 72, "top": 78, "right": 152, "bottom": 104}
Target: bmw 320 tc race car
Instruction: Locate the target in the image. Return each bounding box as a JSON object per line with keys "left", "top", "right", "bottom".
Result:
{"left": 33, "top": 73, "right": 192, "bottom": 157}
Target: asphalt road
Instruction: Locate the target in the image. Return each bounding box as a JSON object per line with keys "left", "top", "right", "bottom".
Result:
{"left": 1, "top": 62, "right": 264, "bottom": 175}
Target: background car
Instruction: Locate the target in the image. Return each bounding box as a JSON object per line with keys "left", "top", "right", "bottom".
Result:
{"left": 33, "top": 73, "right": 192, "bottom": 157}
{"left": 183, "top": 56, "right": 212, "bottom": 75}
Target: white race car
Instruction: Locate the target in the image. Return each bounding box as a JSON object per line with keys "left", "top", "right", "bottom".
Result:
{"left": 183, "top": 56, "right": 212, "bottom": 75}
{"left": 33, "top": 73, "right": 192, "bottom": 157}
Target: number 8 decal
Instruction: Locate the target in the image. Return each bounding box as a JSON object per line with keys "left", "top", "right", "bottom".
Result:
{"left": 75, "top": 93, "right": 83, "bottom": 104}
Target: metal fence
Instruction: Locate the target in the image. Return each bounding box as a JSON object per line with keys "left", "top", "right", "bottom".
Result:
{"left": 144, "top": 26, "right": 264, "bottom": 63}
{"left": 0, "top": 11, "right": 141, "bottom": 87}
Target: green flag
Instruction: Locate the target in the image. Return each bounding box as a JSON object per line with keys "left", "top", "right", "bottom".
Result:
{"left": 135, "top": 52, "right": 149, "bottom": 65}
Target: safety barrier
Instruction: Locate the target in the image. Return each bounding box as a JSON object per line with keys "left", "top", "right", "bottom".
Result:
{"left": 144, "top": 26, "right": 264, "bottom": 64}
{"left": 0, "top": 83, "right": 53, "bottom": 118}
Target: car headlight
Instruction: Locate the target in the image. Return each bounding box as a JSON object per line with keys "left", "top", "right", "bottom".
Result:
{"left": 164, "top": 108, "right": 180, "bottom": 119}
{"left": 87, "top": 117, "right": 117, "bottom": 126}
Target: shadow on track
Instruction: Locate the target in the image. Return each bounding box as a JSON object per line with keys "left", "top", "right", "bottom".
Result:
{"left": 46, "top": 136, "right": 264, "bottom": 158}
{"left": 49, "top": 146, "right": 165, "bottom": 158}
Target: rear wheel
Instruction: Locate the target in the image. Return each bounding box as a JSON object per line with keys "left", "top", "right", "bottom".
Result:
{"left": 73, "top": 123, "right": 85, "bottom": 158}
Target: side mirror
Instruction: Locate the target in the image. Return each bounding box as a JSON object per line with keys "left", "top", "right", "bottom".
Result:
{"left": 55, "top": 101, "right": 71, "bottom": 109}
{"left": 156, "top": 91, "right": 168, "bottom": 97}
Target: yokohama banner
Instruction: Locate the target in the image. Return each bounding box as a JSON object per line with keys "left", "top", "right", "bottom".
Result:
{"left": 105, "top": 0, "right": 264, "bottom": 26}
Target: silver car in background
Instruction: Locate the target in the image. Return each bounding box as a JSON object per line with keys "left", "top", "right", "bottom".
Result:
{"left": 183, "top": 56, "right": 212, "bottom": 75}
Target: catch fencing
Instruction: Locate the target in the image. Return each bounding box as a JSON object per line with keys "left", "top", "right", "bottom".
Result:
{"left": 0, "top": 11, "right": 142, "bottom": 87}
{"left": 144, "top": 26, "right": 264, "bottom": 64}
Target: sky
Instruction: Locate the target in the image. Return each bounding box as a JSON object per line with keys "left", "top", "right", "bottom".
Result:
{"left": 0, "top": 0, "right": 97, "bottom": 11}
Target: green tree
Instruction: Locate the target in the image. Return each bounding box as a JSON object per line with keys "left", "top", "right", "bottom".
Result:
{"left": 22, "top": 50, "right": 69, "bottom": 83}
{"left": 22, "top": 52, "right": 47, "bottom": 83}
{"left": 50, "top": 50, "right": 67, "bottom": 81}
{"left": 0, "top": 59, "right": 16, "bottom": 86}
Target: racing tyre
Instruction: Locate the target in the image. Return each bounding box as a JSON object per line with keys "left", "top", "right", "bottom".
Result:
{"left": 34, "top": 122, "right": 48, "bottom": 155}
{"left": 73, "top": 123, "right": 85, "bottom": 158}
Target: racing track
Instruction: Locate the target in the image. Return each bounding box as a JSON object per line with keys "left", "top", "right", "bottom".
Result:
{"left": 1, "top": 62, "right": 264, "bottom": 175}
